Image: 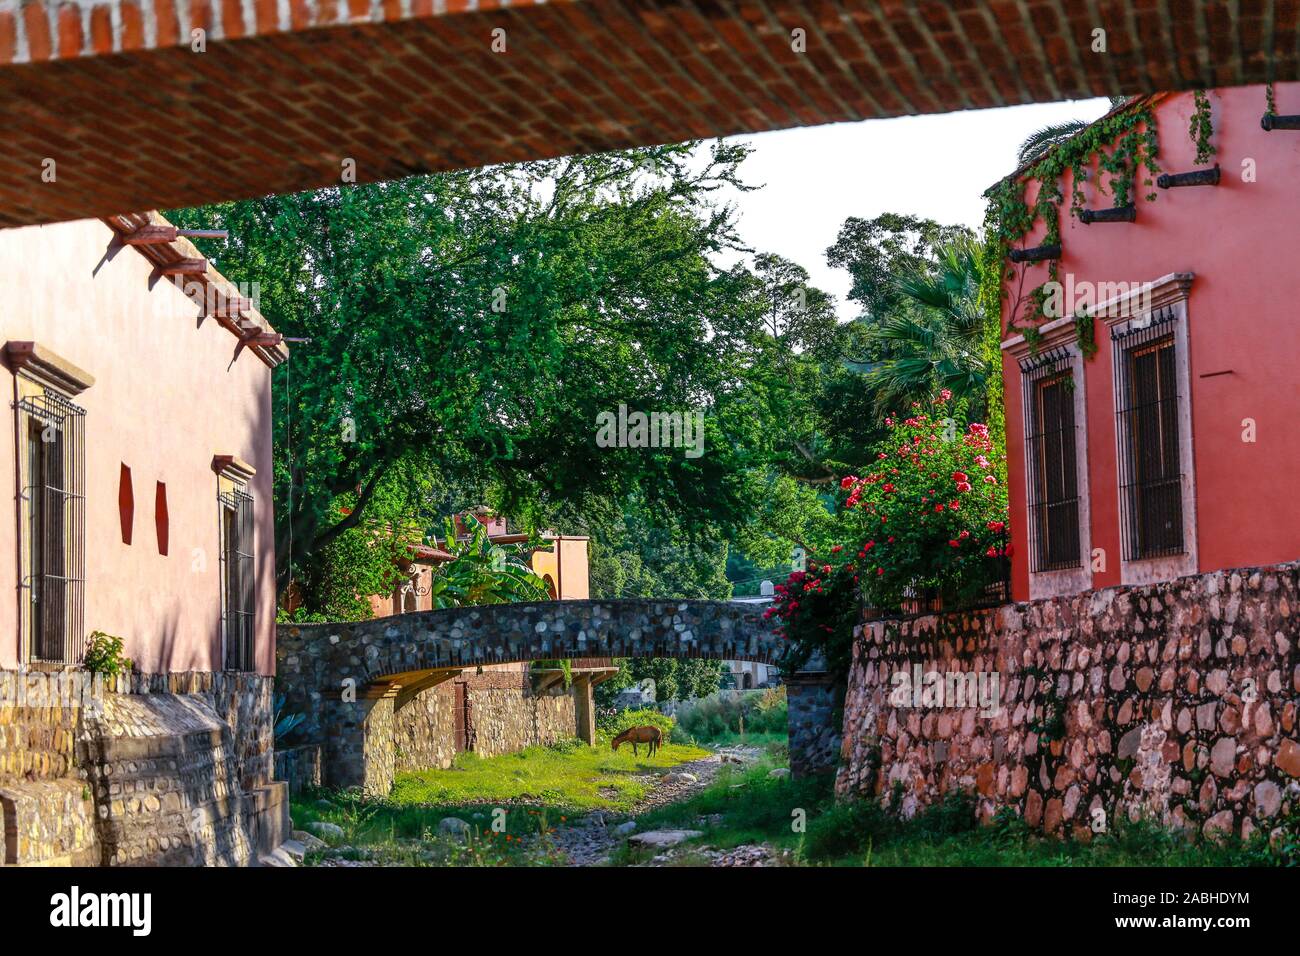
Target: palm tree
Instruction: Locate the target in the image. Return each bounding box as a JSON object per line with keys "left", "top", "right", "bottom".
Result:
{"left": 858, "top": 235, "right": 988, "bottom": 416}
{"left": 1016, "top": 95, "right": 1130, "bottom": 165}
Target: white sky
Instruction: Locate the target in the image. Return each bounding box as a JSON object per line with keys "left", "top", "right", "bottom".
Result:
{"left": 713, "top": 97, "right": 1111, "bottom": 320}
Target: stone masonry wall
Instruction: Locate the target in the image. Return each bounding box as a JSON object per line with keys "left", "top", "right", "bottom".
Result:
{"left": 837, "top": 561, "right": 1300, "bottom": 841}
{"left": 392, "top": 665, "right": 577, "bottom": 772}
{"left": 393, "top": 683, "right": 456, "bottom": 773}
{"left": 0, "top": 668, "right": 286, "bottom": 866}
{"left": 471, "top": 685, "right": 576, "bottom": 759}
{"left": 275, "top": 744, "right": 323, "bottom": 797}
{"left": 786, "top": 672, "right": 843, "bottom": 779}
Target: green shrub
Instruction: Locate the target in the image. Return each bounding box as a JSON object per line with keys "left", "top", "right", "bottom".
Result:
{"left": 597, "top": 708, "right": 675, "bottom": 742}
{"left": 82, "top": 631, "right": 133, "bottom": 677}
{"left": 804, "top": 794, "right": 897, "bottom": 860}
{"left": 545, "top": 737, "right": 587, "bottom": 755}
{"left": 675, "top": 688, "right": 788, "bottom": 744}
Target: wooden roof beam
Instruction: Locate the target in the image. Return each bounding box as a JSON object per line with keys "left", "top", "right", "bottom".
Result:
{"left": 160, "top": 258, "right": 207, "bottom": 276}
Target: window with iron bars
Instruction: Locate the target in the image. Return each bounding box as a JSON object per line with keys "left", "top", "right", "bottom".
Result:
{"left": 219, "top": 488, "right": 256, "bottom": 671}
{"left": 1113, "top": 309, "right": 1184, "bottom": 560}
{"left": 1020, "top": 347, "right": 1082, "bottom": 572}
{"left": 17, "top": 391, "right": 87, "bottom": 665}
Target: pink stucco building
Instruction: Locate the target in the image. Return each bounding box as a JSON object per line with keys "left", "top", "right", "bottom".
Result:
{"left": 0, "top": 212, "right": 290, "bottom": 866}
{"left": 999, "top": 85, "right": 1300, "bottom": 602}
{"left": 0, "top": 213, "right": 283, "bottom": 674}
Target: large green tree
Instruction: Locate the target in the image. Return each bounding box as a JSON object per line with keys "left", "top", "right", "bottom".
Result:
{"left": 171, "top": 143, "right": 793, "bottom": 595}
{"left": 857, "top": 234, "right": 991, "bottom": 417}
{"left": 826, "top": 212, "right": 975, "bottom": 323}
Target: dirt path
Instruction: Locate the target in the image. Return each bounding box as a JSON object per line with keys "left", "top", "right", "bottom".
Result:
{"left": 547, "top": 745, "right": 765, "bottom": 866}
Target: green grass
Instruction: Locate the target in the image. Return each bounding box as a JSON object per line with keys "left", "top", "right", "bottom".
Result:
{"left": 290, "top": 793, "right": 573, "bottom": 866}
{"left": 389, "top": 737, "right": 709, "bottom": 812}
{"left": 616, "top": 761, "right": 1294, "bottom": 867}
{"left": 680, "top": 730, "right": 787, "bottom": 752}
{"left": 292, "top": 735, "right": 1296, "bottom": 868}
{"left": 290, "top": 737, "right": 710, "bottom": 866}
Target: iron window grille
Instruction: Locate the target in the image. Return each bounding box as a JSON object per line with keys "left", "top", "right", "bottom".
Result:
{"left": 17, "top": 391, "right": 87, "bottom": 665}
{"left": 1020, "top": 347, "right": 1082, "bottom": 572}
{"left": 219, "top": 488, "right": 256, "bottom": 671}
{"left": 1112, "top": 308, "right": 1184, "bottom": 560}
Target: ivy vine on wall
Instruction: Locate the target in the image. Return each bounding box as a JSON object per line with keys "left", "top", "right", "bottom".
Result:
{"left": 985, "top": 101, "right": 1163, "bottom": 357}
{"left": 1190, "top": 90, "right": 1214, "bottom": 165}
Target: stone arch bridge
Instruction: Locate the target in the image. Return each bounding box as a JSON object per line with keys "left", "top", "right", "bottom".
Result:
{"left": 276, "top": 599, "right": 836, "bottom": 795}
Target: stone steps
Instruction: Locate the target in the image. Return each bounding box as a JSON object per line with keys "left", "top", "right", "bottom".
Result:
{"left": 80, "top": 693, "right": 288, "bottom": 866}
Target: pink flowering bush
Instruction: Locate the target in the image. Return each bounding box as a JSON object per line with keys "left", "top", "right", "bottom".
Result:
{"left": 838, "top": 401, "right": 1009, "bottom": 610}
{"left": 769, "top": 394, "right": 1009, "bottom": 680}
{"left": 766, "top": 559, "right": 861, "bottom": 679}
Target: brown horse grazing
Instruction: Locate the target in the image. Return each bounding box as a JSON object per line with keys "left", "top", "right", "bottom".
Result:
{"left": 611, "top": 726, "right": 663, "bottom": 757}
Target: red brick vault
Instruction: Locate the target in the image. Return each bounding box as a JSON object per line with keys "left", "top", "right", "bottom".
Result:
{"left": 2, "top": 0, "right": 1296, "bottom": 227}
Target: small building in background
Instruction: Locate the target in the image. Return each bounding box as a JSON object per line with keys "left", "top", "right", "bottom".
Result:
{"left": 722, "top": 593, "right": 781, "bottom": 689}
{"left": 364, "top": 510, "right": 613, "bottom": 767}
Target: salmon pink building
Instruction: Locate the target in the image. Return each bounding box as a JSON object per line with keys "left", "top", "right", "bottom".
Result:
{"left": 999, "top": 85, "right": 1300, "bottom": 602}
{"left": 0, "top": 213, "right": 290, "bottom": 866}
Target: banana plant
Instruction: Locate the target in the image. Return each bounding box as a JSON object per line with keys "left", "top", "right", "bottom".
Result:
{"left": 425, "top": 517, "right": 551, "bottom": 609}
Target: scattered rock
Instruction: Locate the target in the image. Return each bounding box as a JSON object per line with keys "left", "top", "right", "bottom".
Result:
{"left": 768, "top": 768, "right": 791, "bottom": 779}
{"left": 628, "top": 829, "right": 704, "bottom": 848}
{"left": 613, "top": 821, "right": 637, "bottom": 837}
{"left": 708, "top": 844, "right": 778, "bottom": 867}
{"left": 260, "top": 845, "right": 300, "bottom": 867}
{"left": 438, "top": 817, "right": 472, "bottom": 838}
{"left": 292, "top": 830, "right": 329, "bottom": 852}
{"left": 305, "top": 821, "right": 345, "bottom": 842}
{"left": 662, "top": 772, "right": 698, "bottom": 785}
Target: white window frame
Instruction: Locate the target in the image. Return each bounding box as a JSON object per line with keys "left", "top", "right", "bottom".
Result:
{"left": 1096, "top": 273, "right": 1198, "bottom": 586}
{"left": 1003, "top": 327, "right": 1092, "bottom": 600}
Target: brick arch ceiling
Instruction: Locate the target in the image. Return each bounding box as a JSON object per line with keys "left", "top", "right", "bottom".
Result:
{"left": 1, "top": 0, "right": 1293, "bottom": 228}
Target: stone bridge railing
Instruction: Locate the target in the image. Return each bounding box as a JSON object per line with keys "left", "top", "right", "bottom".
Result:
{"left": 279, "top": 599, "right": 782, "bottom": 690}
{"left": 275, "top": 599, "right": 836, "bottom": 795}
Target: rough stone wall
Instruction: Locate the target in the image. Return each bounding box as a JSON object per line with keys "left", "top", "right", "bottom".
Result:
{"left": 0, "top": 670, "right": 101, "bottom": 864}
{"left": 837, "top": 561, "right": 1300, "bottom": 841}
{"left": 0, "top": 669, "right": 96, "bottom": 781}
{"left": 786, "top": 673, "right": 842, "bottom": 778}
{"left": 393, "top": 683, "right": 456, "bottom": 773}
{"left": 274, "top": 744, "right": 323, "bottom": 796}
{"left": 391, "top": 665, "right": 578, "bottom": 772}
{"left": 471, "top": 685, "right": 576, "bottom": 758}
{"left": 0, "top": 668, "right": 286, "bottom": 866}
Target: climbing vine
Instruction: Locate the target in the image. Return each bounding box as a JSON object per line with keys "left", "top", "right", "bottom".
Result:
{"left": 1072, "top": 309, "right": 1098, "bottom": 361}
{"left": 1266, "top": 82, "right": 1277, "bottom": 117}
{"left": 986, "top": 101, "right": 1162, "bottom": 355}
{"left": 1190, "top": 89, "right": 1214, "bottom": 165}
